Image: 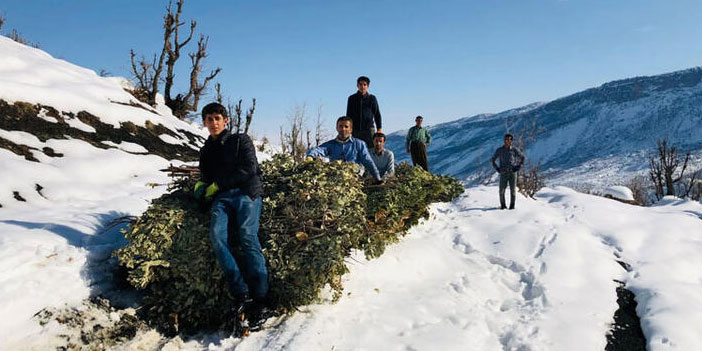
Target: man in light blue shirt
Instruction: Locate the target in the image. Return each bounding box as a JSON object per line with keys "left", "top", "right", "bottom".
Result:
{"left": 368, "top": 132, "right": 395, "bottom": 179}
{"left": 307, "top": 116, "right": 382, "bottom": 183}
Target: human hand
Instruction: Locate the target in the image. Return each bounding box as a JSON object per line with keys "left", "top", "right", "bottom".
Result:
{"left": 193, "top": 181, "right": 207, "bottom": 200}
{"left": 204, "top": 182, "right": 220, "bottom": 200}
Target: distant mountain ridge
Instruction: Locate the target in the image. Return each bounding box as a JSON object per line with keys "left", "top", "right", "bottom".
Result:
{"left": 386, "top": 67, "right": 702, "bottom": 188}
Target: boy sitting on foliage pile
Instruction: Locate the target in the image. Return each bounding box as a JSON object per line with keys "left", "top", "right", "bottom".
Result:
{"left": 192, "top": 102, "right": 270, "bottom": 333}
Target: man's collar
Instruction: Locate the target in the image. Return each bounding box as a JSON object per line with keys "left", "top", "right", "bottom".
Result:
{"left": 209, "top": 130, "right": 231, "bottom": 144}
{"left": 374, "top": 149, "right": 384, "bottom": 156}
{"left": 336, "top": 135, "right": 352, "bottom": 144}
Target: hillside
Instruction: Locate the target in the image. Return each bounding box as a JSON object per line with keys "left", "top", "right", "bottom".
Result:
{"left": 0, "top": 36, "right": 209, "bottom": 209}
{"left": 0, "top": 35, "right": 212, "bottom": 344}
{"left": 386, "top": 67, "right": 702, "bottom": 189}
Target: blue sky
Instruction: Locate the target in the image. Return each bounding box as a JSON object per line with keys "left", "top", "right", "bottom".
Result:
{"left": 2, "top": 0, "right": 701, "bottom": 138}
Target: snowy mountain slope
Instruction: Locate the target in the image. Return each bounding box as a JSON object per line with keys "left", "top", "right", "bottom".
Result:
{"left": 0, "top": 36, "right": 209, "bottom": 345}
{"left": 0, "top": 36, "right": 208, "bottom": 210}
{"left": 386, "top": 67, "right": 702, "bottom": 188}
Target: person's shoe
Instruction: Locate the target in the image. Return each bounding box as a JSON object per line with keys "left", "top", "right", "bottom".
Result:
{"left": 247, "top": 301, "right": 274, "bottom": 331}
{"left": 500, "top": 204, "right": 507, "bottom": 210}
{"left": 509, "top": 204, "right": 515, "bottom": 210}
{"left": 232, "top": 293, "right": 253, "bottom": 337}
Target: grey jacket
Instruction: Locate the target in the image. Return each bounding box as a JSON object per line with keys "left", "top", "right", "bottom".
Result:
{"left": 491, "top": 146, "right": 525, "bottom": 173}
{"left": 369, "top": 149, "right": 395, "bottom": 179}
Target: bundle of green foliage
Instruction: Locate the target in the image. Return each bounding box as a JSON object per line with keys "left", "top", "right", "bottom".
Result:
{"left": 114, "top": 154, "right": 463, "bottom": 332}
{"left": 362, "top": 163, "right": 465, "bottom": 258}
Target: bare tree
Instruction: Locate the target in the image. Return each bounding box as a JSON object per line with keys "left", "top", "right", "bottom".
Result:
{"left": 279, "top": 126, "right": 288, "bottom": 154}
{"left": 626, "top": 175, "right": 652, "bottom": 206}
{"left": 171, "top": 34, "right": 222, "bottom": 117}
{"left": 504, "top": 115, "right": 546, "bottom": 196}
{"left": 682, "top": 169, "right": 700, "bottom": 199}
{"left": 6, "top": 28, "right": 39, "bottom": 48}
{"left": 648, "top": 137, "right": 691, "bottom": 199}
{"left": 280, "top": 104, "right": 308, "bottom": 161}
{"left": 244, "top": 98, "right": 256, "bottom": 135}
{"left": 128, "top": 0, "right": 221, "bottom": 118}
{"left": 314, "top": 105, "right": 326, "bottom": 147}
{"left": 214, "top": 83, "right": 223, "bottom": 104}
{"left": 129, "top": 50, "right": 155, "bottom": 101}
{"left": 163, "top": 0, "right": 196, "bottom": 107}
{"left": 518, "top": 161, "right": 545, "bottom": 198}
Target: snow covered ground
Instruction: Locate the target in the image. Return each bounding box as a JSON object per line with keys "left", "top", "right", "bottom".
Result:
{"left": 221, "top": 186, "right": 702, "bottom": 351}
{"left": 4, "top": 183, "right": 701, "bottom": 350}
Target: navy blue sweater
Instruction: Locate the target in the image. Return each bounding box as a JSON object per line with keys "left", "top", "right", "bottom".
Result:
{"left": 199, "top": 130, "right": 263, "bottom": 199}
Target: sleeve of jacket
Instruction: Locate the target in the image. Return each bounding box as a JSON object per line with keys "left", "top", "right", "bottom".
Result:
{"left": 215, "top": 134, "right": 258, "bottom": 190}
{"left": 405, "top": 127, "right": 413, "bottom": 149}
{"left": 307, "top": 140, "right": 332, "bottom": 158}
{"left": 358, "top": 142, "right": 381, "bottom": 181}
{"left": 198, "top": 147, "right": 213, "bottom": 184}
{"left": 346, "top": 95, "right": 353, "bottom": 119}
{"left": 491, "top": 148, "right": 500, "bottom": 171}
{"left": 372, "top": 95, "right": 382, "bottom": 130}
{"left": 385, "top": 151, "right": 395, "bottom": 178}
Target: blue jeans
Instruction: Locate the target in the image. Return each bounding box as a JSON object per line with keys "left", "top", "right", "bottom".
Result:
{"left": 209, "top": 189, "right": 268, "bottom": 300}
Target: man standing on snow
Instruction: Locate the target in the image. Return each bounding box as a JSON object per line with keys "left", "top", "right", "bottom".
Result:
{"left": 405, "top": 115, "right": 432, "bottom": 172}
{"left": 307, "top": 116, "right": 382, "bottom": 184}
{"left": 346, "top": 76, "right": 382, "bottom": 148}
{"left": 193, "top": 102, "right": 269, "bottom": 335}
{"left": 491, "top": 133, "right": 525, "bottom": 210}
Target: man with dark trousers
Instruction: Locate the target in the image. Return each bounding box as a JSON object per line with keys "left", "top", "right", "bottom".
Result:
{"left": 405, "top": 115, "right": 432, "bottom": 172}
{"left": 346, "top": 76, "right": 382, "bottom": 148}
{"left": 491, "top": 133, "right": 525, "bottom": 210}
{"left": 193, "top": 102, "right": 269, "bottom": 335}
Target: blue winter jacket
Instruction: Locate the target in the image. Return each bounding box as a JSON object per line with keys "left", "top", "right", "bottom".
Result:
{"left": 307, "top": 136, "right": 381, "bottom": 181}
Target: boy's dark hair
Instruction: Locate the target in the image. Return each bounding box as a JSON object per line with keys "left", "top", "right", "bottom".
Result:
{"left": 336, "top": 116, "right": 353, "bottom": 127}
{"left": 415, "top": 115, "right": 423, "bottom": 120}
{"left": 373, "top": 132, "right": 386, "bottom": 141}
{"left": 201, "top": 102, "right": 228, "bottom": 121}
{"left": 357, "top": 76, "right": 370, "bottom": 85}
{"left": 504, "top": 133, "right": 513, "bottom": 140}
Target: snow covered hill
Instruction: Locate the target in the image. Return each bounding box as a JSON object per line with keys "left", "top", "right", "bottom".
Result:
{"left": 0, "top": 36, "right": 210, "bottom": 344}
{"left": 0, "top": 36, "right": 208, "bottom": 210}
{"left": 386, "top": 67, "right": 702, "bottom": 189}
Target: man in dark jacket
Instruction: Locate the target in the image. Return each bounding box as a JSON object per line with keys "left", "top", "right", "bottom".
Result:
{"left": 193, "top": 102, "right": 268, "bottom": 333}
{"left": 346, "top": 76, "right": 382, "bottom": 148}
{"left": 491, "top": 133, "right": 525, "bottom": 210}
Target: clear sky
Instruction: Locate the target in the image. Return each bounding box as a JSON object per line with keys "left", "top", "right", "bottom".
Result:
{"left": 2, "top": 0, "right": 701, "bottom": 138}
